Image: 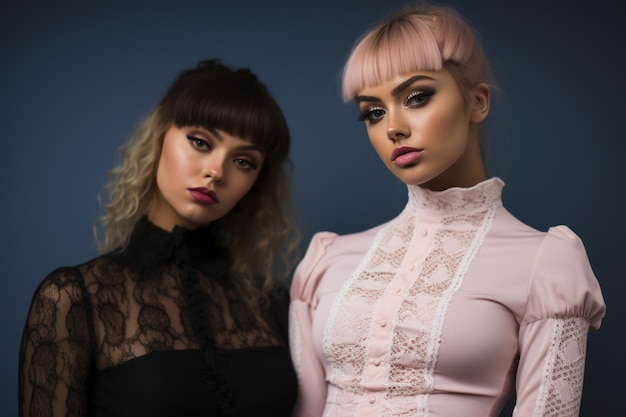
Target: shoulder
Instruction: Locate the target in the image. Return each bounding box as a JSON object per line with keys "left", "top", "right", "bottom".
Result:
{"left": 290, "top": 224, "right": 384, "bottom": 304}
{"left": 533, "top": 225, "right": 600, "bottom": 292}
{"left": 302, "top": 224, "right": 384, "bottom": 270}
{"left": 523, "top": 225, "right": 606, "bottom": 329}
{"left": 491, "top": 206, "right": 542, "bottom": 237}
{"left": 33, "top": 265, "right": 85, "bottom": 299}
{"left": 30, "top": 254, "right": 118, "bottom": 306}
{"left": 489, "top": 207, "right": 573, "bottom": 260}
{"left": 535, "top": 225, "right": 594, "bottom": 272}
{"left": 26, "top": 265, "right": 90, "bottom": 326}
{"left": 317, "top": 223, "right": 385, "bottom": 259}
{"left": 289, "top": 232, "right": 338, "bottom": 305}
{"left": 75, "top": 253, "right": 133, "bottom": 286}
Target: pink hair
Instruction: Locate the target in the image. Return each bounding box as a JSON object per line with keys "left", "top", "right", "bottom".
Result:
{"left": 342, "top": 4, "right": 491, "bottom": 104}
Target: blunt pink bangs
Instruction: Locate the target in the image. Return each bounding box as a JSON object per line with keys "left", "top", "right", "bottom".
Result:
{"left": 341, "top": 8, "right": 486, "bottom": 102}
{"left": 342, "top": 17, "right": 442, "bottom": 102}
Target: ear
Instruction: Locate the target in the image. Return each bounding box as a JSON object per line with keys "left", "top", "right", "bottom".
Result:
{"left": 470, "top": 83, "right": 490, "bottom": 123}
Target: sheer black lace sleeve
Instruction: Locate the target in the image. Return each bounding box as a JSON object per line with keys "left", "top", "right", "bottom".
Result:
{"left": 19, "top": 267, "right": 94, "bottom": 417}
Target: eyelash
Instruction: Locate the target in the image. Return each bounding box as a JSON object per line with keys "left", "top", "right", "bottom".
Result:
{"left": 357, "top": 88, "right": 437, "bottom": 122}
{"left": 187, "top": 135, "right": 259, "bottom": 171}
{"left": 234, "top": 158, "right": 258, "bottom": 171}
{"left": 357, "top": 106, "right": 384, "bottom": 122}
{"left": 406, "top": 88, "right": 436, "bottom": 107}
{"left": 187, "top": 135, "right": 211, "bottom": 150}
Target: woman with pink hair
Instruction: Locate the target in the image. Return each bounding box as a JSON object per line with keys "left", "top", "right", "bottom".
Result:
{"left": 289, "top": 4, "right": 605, "bottom": 416}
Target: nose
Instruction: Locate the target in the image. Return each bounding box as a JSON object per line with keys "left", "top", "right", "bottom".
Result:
{"left": 386, "top": 110, "right": 410, "bottom": 142}
{"left": 204, "top": 157, "right": 225, "bottom": 184}
{"left": 206, "top": 169, "right": 223, "bottom": 184}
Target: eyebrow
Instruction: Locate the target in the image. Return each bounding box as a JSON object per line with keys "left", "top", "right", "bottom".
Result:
{"left": 237, "top": 144, "right": 264, "bottom": 153}
{"left": 206, "top": 128, "right": 264, "bottom": 154}
{"left": 356, "top": 75, "right": 437, "bottom": 103}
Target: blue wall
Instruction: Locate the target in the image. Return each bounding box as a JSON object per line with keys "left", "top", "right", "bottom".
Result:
{"left": 1, "top": 0, "right": 623, "bottom": 415}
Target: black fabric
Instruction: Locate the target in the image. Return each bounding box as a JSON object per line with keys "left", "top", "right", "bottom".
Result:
{"left": 19, "top": 217, "right": 297, "bottom": 417}
{"left": 91, "top": 347, "right": 296, "bottom": 417}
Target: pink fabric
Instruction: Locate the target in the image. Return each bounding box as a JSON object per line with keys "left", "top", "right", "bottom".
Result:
{"left": 289, "top": 178, "right": 605, "bottom": 417}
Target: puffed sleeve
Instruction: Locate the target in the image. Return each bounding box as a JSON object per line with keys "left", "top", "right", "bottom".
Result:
{"left": 514, "top": 226, "right": 606, "bottom": 417}
{"left": 19, "top": 267, "right": 94, "bottom": 417}
{"left": 289, "top": 232, "right": 337, "bottom": 417}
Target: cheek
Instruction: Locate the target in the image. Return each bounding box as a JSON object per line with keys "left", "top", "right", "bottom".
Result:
{"left": 156, "top": 144, "right": 189, "bottom": 194}
{"left": 228, "top": 172, "right": 261, "bottom": 206}
{"left": 159, "top": 144, "right": 189, "bottom": 179}
{"left": 234, "top": 183, "right": 253, "bottom": 201}
{"left": 241, "top": 174, "right": 261, "bottom": 198}
{"left": 426, "top": 103, "right": 469, "bottom": 140}
{"left": 367, "top": 125, "right": 389, "bottom": 159}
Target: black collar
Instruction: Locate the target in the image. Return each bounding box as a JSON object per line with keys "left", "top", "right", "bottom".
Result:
{"left": 111, "top": 216, "right": 231, "bottom": 278}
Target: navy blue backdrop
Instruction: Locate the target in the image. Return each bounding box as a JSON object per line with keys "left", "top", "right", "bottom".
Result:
{"left": 1, "top": 0, "right": 623, "bottom": 415}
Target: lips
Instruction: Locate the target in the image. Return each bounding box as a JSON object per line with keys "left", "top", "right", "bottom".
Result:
{"left": 391, "top": 146, "right": 423, "bottom": 166}
{"left": 392, "top": 146, "right": 422, "bottom": 161}
{"left": 189, "top": 187, "right": 219, "bottom": 204}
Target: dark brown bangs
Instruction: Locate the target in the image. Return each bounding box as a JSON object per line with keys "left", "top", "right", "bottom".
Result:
{"left": 158, "top": 67, "right": 290, "bottom": 165}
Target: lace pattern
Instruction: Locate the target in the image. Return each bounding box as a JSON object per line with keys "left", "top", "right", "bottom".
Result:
{"left": 19, "top": 218, "right": 288, "bottom": 417}
{"left": 533, "top": 318, "right": 590, "bottom": 417}
{"left": 322, "top": 179, "right": 501, "bottom": 416}
{"left": 18, "top": 268, "right": 92, "bottom": 417}
{"left": 406, "top": 177, "right": 503, "bottom": 213}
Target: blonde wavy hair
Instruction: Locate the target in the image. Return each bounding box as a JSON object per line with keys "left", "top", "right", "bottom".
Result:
{"left": 96, "top": 59, "right": 299, "bottom": 306}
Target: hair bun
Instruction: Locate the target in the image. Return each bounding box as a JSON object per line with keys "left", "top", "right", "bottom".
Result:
{"left": 196, "top": 58, "right": 228, "bottom": 71}
{"left": 195, "top": 59, "right": 259, "bottom": 82}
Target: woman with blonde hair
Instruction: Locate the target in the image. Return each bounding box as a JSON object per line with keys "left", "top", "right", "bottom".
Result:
{"left": 289, "top": 4, "right": 605, "bottom": 416}
{"left": 19, "top": 58, "right": 299, "bottom": 417}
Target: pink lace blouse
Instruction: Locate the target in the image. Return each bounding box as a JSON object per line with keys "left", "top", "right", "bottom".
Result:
{"left": 289, "top": 178, "right": 605, "bottom": 417}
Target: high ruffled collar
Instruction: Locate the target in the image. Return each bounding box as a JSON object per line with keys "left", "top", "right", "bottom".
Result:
{"left": 406, "top": 177, "right": 504, "bottom": 214}
{"left": 112, "top": 216, "right": 231, "bottom": 278}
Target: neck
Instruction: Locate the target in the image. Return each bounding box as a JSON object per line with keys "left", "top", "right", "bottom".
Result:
{"left": 147, "top": 192, "right": 198, "bottom": 232}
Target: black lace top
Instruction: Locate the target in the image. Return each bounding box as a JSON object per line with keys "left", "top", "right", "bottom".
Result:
{"left": 18, "top": 218, "right": 297, "bottom": 417}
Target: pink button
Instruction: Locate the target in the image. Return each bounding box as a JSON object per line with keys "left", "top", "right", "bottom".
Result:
{"left": 421, "top": 228, "right": 428, "bottom": 236}
{"left": 368, "top": 395, "right": 376, "bottom": 404}
{"left": 379, "top": 320, "right": 387, "bottom": 327}
{"left": 394, "top": 287, "right": 402, "bottom": 294}
{"left": 373, "top": 358, "right": 381, "bottom": 366}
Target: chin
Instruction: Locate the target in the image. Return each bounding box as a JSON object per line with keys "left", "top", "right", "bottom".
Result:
{"left": 392, "top": 171, "right": 435, "bottom": 187}
{"left": 173, "top": 214, "right": 213, "bottom": 230}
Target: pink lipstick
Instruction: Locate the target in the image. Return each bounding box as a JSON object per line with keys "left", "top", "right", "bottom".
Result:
{"left": 391, "top": 146, "right": 423, "bottom": 166}
{"left": 189, "top": 187, "right": 219, "bottom": 205}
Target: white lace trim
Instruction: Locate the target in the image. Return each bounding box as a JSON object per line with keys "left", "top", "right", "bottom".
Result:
{"left": 289, "top": 305, "right": 302, "bottom": 375}
{"left": 322, "top": 220, "right": 393, "bottom": 415}
{"left": 407, "top": 177, "right": 503, "bottom": 212}
{"left": 323, "top": 179, "right": 501, "bottom": 416}
{"left": 533, "top": 317, "right": 589, "bottom": 417}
